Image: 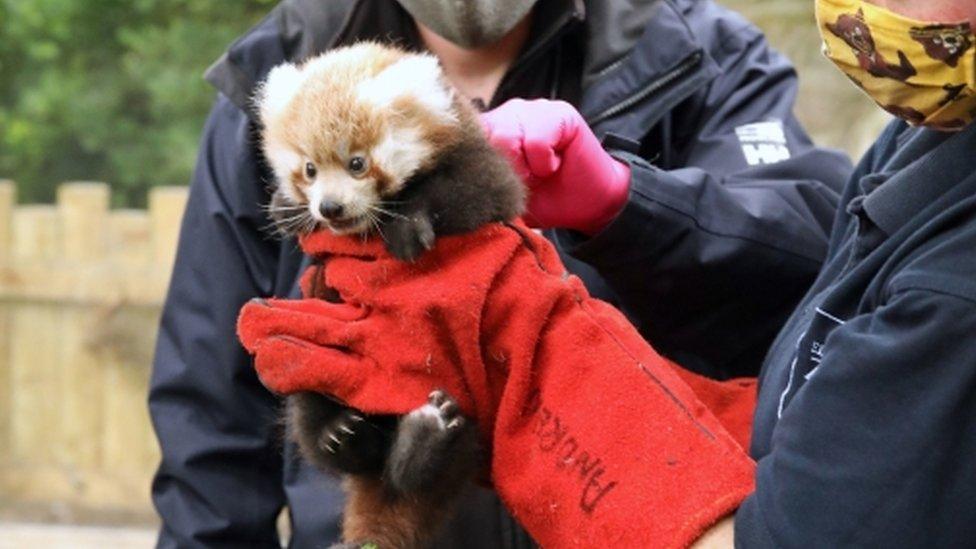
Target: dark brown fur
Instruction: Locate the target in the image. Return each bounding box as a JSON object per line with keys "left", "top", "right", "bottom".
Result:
{"left": 373, "top": 106, "right": 525, "bottom": 260}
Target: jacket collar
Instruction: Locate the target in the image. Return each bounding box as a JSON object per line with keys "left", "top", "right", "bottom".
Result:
{"left": 204, "top": 1, "right": 341, "bottom": 114}
{"left": 506, "top": 0, "right": 585, "bottom": 82}
{"left": 205, "top": 0, "right": 713, "bottom": 131}
{"left": 205, "top": 0, "right": 584, "bottom": 117}
{"left": 862, "top": 123, "right": 976, "bottom": 236}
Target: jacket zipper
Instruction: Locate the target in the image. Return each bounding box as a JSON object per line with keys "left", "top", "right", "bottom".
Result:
{"left": 586, "top": 50, "right": 703, "bottom": 126}
{"left": 593, "top": 56, "right": 627, "bottom": 80}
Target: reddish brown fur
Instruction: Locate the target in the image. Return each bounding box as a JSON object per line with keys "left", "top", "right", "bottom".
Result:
{"left": 342, "top": 476, "right": 454, "bottom": 548}
{"left": 288, "top": 168, "right": 309, "bottom": 202}
{"left": 369, "top": 164, "right": 395, "bottom": 195}
{"left": 390, "top": 94, "right": 464, "bottom": 164}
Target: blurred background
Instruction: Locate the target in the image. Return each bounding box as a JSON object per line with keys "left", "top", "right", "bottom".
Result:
{"left": 0, "top": 0, "right": 889, "bottom": 546}
{"left": 0, "top": 0, "right": 276, "bottom": 207}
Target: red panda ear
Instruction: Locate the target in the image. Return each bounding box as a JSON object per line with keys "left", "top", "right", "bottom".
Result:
{"left": 256, "top": 62, "right": 308, "bottom": 124}
{"left": 357, "top": 54, "right": 456, "bottom": 123}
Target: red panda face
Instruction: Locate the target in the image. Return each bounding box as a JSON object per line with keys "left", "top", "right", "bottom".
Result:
{"left": 256, "top": 43, "right": 460, "bottom": 235}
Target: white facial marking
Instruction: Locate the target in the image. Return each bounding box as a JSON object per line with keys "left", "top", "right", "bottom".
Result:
{"left": 306, "top": 181, "right": 327, "bottom": 222}
{"left": 371, "top": 126, "right": 432, "bottom": 185}
{"left": 263, "top": 144, "right": 300, "bottom": 180}
{"left": 257, "top": 62, "right": 308, "bottom": 121}
{"left": 356, "top": 54, "right": 456, "bottom": 123}
{"left": 306, "top": 169, "right": 377, "bottom": 233}
{"left": 262, "top": 144, "right": 303, "bottom": 203}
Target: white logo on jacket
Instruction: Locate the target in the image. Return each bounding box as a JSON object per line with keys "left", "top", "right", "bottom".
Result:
{"left": 735, "top": 120, "right": 791, "bottom": 166}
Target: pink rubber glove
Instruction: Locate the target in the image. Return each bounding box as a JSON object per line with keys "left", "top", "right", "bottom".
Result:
{"left": 481, "top": 99, "right": 631, "bottom": 235}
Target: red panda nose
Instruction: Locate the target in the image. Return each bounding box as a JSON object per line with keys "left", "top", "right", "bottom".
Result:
{"left": 319, "top": 201, "right": 345, "bottom": 220}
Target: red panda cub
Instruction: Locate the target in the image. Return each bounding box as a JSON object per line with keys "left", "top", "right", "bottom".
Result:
{"left": 255, "top": 42, "right": 525, "bottom": 548}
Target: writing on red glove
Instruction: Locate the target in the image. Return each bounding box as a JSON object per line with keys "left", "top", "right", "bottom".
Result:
{"left": 481, "top": 99, "right": 631, "bottom": 234}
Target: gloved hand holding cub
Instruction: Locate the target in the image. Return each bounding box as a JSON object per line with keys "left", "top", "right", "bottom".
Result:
{"left": 480, "top": 99, "right": 631, "bottom": 234}
{"left": 237, "top": 220, "right": 754, "bottom": 549}
{"left": 236, "top": 66, "right": 751, "bottom": 548}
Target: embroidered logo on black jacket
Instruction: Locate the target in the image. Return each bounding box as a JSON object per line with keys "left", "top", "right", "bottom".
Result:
{"left": 778, "top": 307, "right": 847, "bottom": 417}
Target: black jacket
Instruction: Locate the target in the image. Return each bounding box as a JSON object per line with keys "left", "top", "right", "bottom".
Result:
{"left": 149, "top": 0, "right": 852, "bottom": 547}
{"left": 737, "top": 120, "right": 976, "bottom": 547}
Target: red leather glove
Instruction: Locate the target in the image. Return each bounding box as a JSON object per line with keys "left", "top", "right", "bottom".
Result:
{"left": 672, "top": 367, "right": 757, "bottom": 452}
{"left": 238, "top": 222, "right": 754, "bottom": 548}
{"left": 481, "top": 99, "right": 631, "bottom": 235}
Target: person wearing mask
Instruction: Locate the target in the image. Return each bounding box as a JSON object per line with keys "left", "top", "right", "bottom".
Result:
{"left": 240, "top": 0, "right": 976, "bottom": 546}
{"left": 150, "top": 0, "right": 851, "bottom": 546}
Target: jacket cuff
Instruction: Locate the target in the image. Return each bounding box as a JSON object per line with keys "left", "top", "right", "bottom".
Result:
{"left": 550, "top": 152, "right": 663, "bottom": 266}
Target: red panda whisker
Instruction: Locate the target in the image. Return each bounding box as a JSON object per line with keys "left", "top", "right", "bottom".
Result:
{"left": 273, "top": 211, "right": 311, "bottom": 224}
{"left": 260, "top": 212, "right": 309, "bottom": 235}
{"left": 299, "top": 215, "right": 319, "bottom": 235}
{"left": 365, "top": 210, "right": 387, "bottom": 241}
{"left": 262, "top": 201, "right": 306, "bottom": 212}
{"left": 367, "top": 204, "right": 409, "bottom": 221}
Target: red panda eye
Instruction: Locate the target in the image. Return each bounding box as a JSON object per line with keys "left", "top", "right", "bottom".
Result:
{"left": 304, "top": 162, "right": 317, "bottom": 179}
{"left": 347, "top": 156, "right": 368, "bottom": 176}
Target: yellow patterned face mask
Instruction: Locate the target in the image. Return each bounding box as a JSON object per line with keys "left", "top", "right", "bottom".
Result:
{"left": 816, "top": 0, "right": 976, "bottom": 130}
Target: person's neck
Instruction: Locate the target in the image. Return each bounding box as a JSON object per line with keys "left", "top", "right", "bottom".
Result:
{"left": 417, "top": 15, "right": 532, "bottom": 107}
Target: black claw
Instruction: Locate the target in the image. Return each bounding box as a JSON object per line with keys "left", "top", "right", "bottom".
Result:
{"left": 319, "top": 432, "right": 339, "bottom": 454}
{"left": 287, "top": 393, "right": 394, "bottom": 475}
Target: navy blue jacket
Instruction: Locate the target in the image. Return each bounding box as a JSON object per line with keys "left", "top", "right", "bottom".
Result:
{"left": 148, "top": 0, "right": 852, "bottom": 547}
{"left": 736, "top": 120, "right": 976, "bottom": 547}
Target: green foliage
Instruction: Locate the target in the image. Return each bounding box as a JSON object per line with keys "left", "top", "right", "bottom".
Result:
{"left": 0, "top": 0, "right": 276, "bottom": 206}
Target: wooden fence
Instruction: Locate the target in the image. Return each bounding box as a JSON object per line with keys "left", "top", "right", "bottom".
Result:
{"left": 0, "top": 180, "right": 187, "bottom": 524}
